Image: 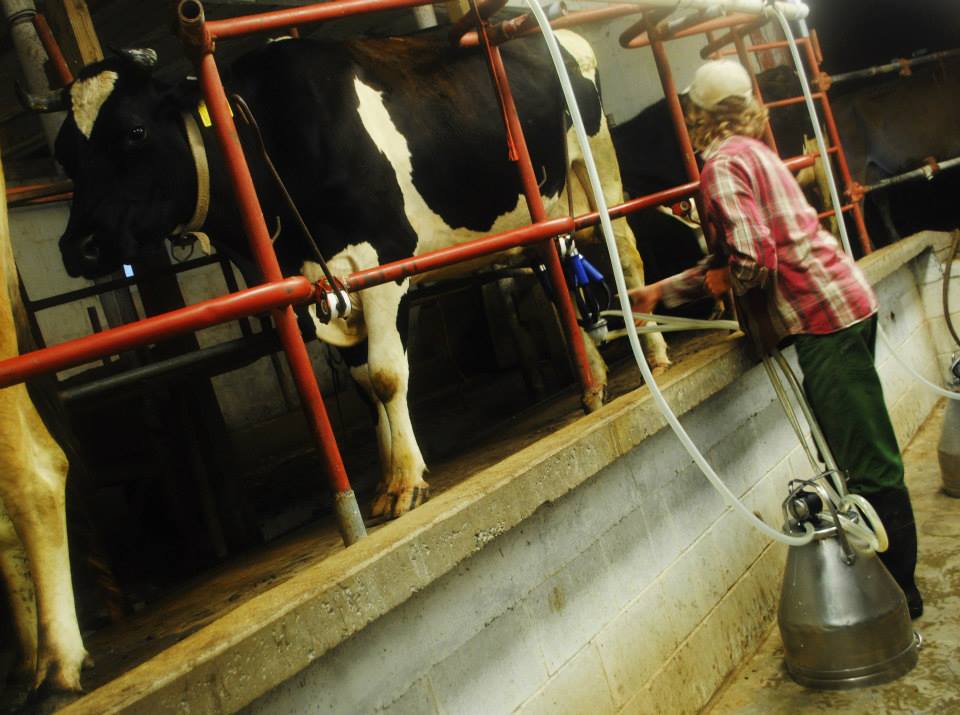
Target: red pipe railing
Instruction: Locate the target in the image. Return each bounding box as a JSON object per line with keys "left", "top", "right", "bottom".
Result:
{"left": 0, "top": 153, "right": 821, "bottom": 388}
{"left": 0, "top": 276, "right": 315, "bottom": 388}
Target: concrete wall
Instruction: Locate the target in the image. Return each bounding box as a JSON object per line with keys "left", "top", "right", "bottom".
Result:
{"left": 238, "top": 237, "right": 952, "bottom": 715}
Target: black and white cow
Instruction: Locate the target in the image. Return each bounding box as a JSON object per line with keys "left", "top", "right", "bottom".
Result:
{"left": 37, "top": 33, "right": 668, "bottom": 519}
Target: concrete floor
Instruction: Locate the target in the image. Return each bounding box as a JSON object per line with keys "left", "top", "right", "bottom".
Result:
{"left": 705, "top": 400, "right": 960, "bottom": 715}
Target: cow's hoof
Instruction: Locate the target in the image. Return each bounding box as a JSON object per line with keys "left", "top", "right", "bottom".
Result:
{"left": 393, "top": 484, "right": 430, "bottom": 517}
{"left": 581, "top": 384, "right": 606, "bottom": 414}
{"left": 370, "top": 482, "right": 430, "bottom": 519}
{"left": 650, "top": 360, "right": 670, "bottom": 377}
{"left": 32, "top": 650, "right": 88, "bottom": 696}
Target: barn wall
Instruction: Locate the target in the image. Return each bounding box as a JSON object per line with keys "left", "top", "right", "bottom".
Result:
{"left": 8, "top": 201, "right": 348, "bottom": 431}
{"left": 235, "top": 233, "right": 952, "bottom": 715}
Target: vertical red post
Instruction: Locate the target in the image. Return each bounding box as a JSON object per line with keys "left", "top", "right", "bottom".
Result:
{"left": 196, "top": 51, "right": 367, "bottom": 545}
{"left": 648, "top": 17, "right": 699, "bottom": 186}
{"left": 476, "top": 17, "right": 600, "bottom": 410}
{"left": 801, "top": 40, "right": 872, "bottom": 254}
{"left": 734, "top": 33, "right": 779, "bottom": 154}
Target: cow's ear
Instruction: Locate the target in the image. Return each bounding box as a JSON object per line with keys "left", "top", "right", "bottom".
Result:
{"left": 110, "top": 47, "right": 159, "bottom": 72}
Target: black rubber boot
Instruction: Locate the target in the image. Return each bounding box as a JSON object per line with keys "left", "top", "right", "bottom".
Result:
{"left": 868, "top": 488, "right": 923, "bottom": 619}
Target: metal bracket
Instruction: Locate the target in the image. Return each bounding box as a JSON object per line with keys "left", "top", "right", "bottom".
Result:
{"left": 313, "top": 284, "right": 352, "bottom": 323}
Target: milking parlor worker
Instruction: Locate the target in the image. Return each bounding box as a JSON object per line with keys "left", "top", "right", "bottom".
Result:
{"left": 628, "top": 59, "right": 923, "bottom": 618}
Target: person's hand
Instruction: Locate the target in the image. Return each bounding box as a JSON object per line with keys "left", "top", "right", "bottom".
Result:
{"left": 704, "top": 267, "right": 732, "bottom": 297}
{"left": 627, "top": 283, "right": 663, "bottom": 315}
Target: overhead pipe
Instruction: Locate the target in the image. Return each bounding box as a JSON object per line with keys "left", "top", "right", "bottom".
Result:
{"left": 699, "top": 15, "right": 769, "bottom": 58}
{"left": 459, "top": 4, "right": 645, "bottom": 49}
{"left": 827, "top": 48, "right": 960, "bottom": 88}
{"left": 32, "top": 13, "right": 72, "bottom": 86}
{"left": 623, "top": 13, "right": 759, "bottom": 49}
{"left": 862, "top": 155, "right": 960, "bottom": 194}
{"left": 1, "top": 0, "right": 65, "bottom": 152}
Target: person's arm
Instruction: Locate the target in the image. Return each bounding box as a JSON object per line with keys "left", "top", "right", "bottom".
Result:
{"left": 705, "top": 156, "right": 777, "bottom": 294}
{"left": 628, "top": 255, "right": 713, "bottom": 314}
{"left": 659, "top": 256, "right": 711, "bottom": 307}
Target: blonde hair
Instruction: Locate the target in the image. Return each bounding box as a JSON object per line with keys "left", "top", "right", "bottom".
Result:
{"left": 686, "top": 95, "right": 769, "bottom": 153}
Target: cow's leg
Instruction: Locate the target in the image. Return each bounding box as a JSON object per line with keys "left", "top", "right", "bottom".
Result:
{"left": 360, "top": 281, "right": 429, "bottom": 518}
{"left": 0, "top": 397, "right": 89, "bottom": 692}
{"left": 0, "top": 497, "right": 37, "bottom": 680}
{"left": 347, "top": 360, "right": 394, "bottom": 503}
{"left": 569, "top": 157, "right": 671, "bottom": 373}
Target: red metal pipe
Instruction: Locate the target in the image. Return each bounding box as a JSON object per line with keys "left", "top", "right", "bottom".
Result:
{"left": 0, "top": 277, "right": 314, "bottom": 388}
{"left": 344, "top": 154, "right": 821, "bottom": 292}
{"left": 625, "top": 13, "right": 757, "bottom": 49}
{"left": 646, "top": 13, "right": 701, "bottom": 227}
{"left": 197, "top": 52, "right": 354, "bottom": 496}
{"left": 206, "top": 0, "right": 434, "bottom": 40}
{"left": 32, "top": 13, "right": 73, "bottom": 86}
{"left": 733, "top": 32, "right": 778, "bottom": 154}
{"left": 460, "top": 4, "right": 642, "bottom": 48}
{"left": 764, "top": 92, "right": 824, "bottom": 110}
{"left": 699, "top": 16, "right": 769, "bottom": 59}
{"left": 799, "top": 39, "right": 872, "bottom": 254}
{"left": 817, "top": 204, "right": 854, "bottom": 220}
{"left": 476, "top": 13, "right": 597, "bottom": 401}
{"left": 344, "top": 218, "right": 574, "bottom": 291}
{"left": 570, "top": 154, "right": 816, "bottom": 231}
{"left": 448, "top": 0, "right": 508, "bottom": 44}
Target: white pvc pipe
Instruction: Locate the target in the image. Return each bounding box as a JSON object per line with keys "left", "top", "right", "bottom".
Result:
{"left": 595, "top": 0, "right": 809, "bottom": 22}
{"left": 879, "top": 325, "right": 960, "bottom": 400}
{"left": 525, "top": 0, "right": 815, "bottom": 547}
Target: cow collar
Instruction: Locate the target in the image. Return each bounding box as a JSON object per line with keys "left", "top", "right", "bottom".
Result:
{"left": 172, "top": 110, "right": 211, "bottom": 250}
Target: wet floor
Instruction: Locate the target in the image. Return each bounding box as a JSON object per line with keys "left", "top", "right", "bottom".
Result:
{"left": 705, "top": 401, "right": 960, "bottom": 715}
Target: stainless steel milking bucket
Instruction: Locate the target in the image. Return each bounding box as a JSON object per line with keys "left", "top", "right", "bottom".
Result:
{"left": 778, "top": 483, "right": 919, "bottom": 689}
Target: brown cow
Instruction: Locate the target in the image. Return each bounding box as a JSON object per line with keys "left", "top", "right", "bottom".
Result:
{"left": 0, "top": 158, "right": 89, "bottom": 696}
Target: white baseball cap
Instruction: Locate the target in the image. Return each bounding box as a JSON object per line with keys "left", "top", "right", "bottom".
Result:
{"left": 686, "top": 60, "right": 754, "bottom": 110}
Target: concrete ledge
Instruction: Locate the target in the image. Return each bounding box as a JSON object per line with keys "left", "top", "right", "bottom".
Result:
{"left": 62, "top": 232, "right": 954, "bottom": 715}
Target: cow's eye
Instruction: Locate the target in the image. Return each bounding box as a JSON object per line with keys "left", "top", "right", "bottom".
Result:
{"left": 128, "top": 126, "right": 147, "bottom": 142}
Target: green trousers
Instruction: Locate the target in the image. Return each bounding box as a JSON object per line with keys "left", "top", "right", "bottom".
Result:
{"left": 793, "top": 315, "right": 906, "bottom": 496}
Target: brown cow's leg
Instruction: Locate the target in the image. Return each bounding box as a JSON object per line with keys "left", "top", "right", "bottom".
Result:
{"left": 0, "top": 399, "right": 89, "bottom": 692}
{"left": 0, "top": 498, "right": 37, "bottom": 679}
{"left": 362, "top": 281, "right": 429, "bottom": 518}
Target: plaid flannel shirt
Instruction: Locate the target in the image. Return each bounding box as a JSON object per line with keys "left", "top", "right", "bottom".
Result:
{"left": 660, "top": 135, "right": 877, "bottom": 340}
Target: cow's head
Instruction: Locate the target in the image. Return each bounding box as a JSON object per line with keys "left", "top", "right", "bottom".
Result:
{"left": 26, "top": 49, "right": 198, "bottom": 278}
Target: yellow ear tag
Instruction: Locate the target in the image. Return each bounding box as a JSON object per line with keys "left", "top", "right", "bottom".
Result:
{"left": 197, "top": 99, "right": 232, "bottom": 128}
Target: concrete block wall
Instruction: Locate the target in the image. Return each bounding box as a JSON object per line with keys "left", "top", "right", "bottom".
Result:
{"left": 241, "top": 240, "right": 950, "bottom": 715}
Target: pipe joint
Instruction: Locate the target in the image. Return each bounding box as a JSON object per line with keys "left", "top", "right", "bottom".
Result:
{"left": 177, "top": 0, "right": 213, "bottom": 58}
{"left": 1, "top": 0, "right": 37, "bottom": 24}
